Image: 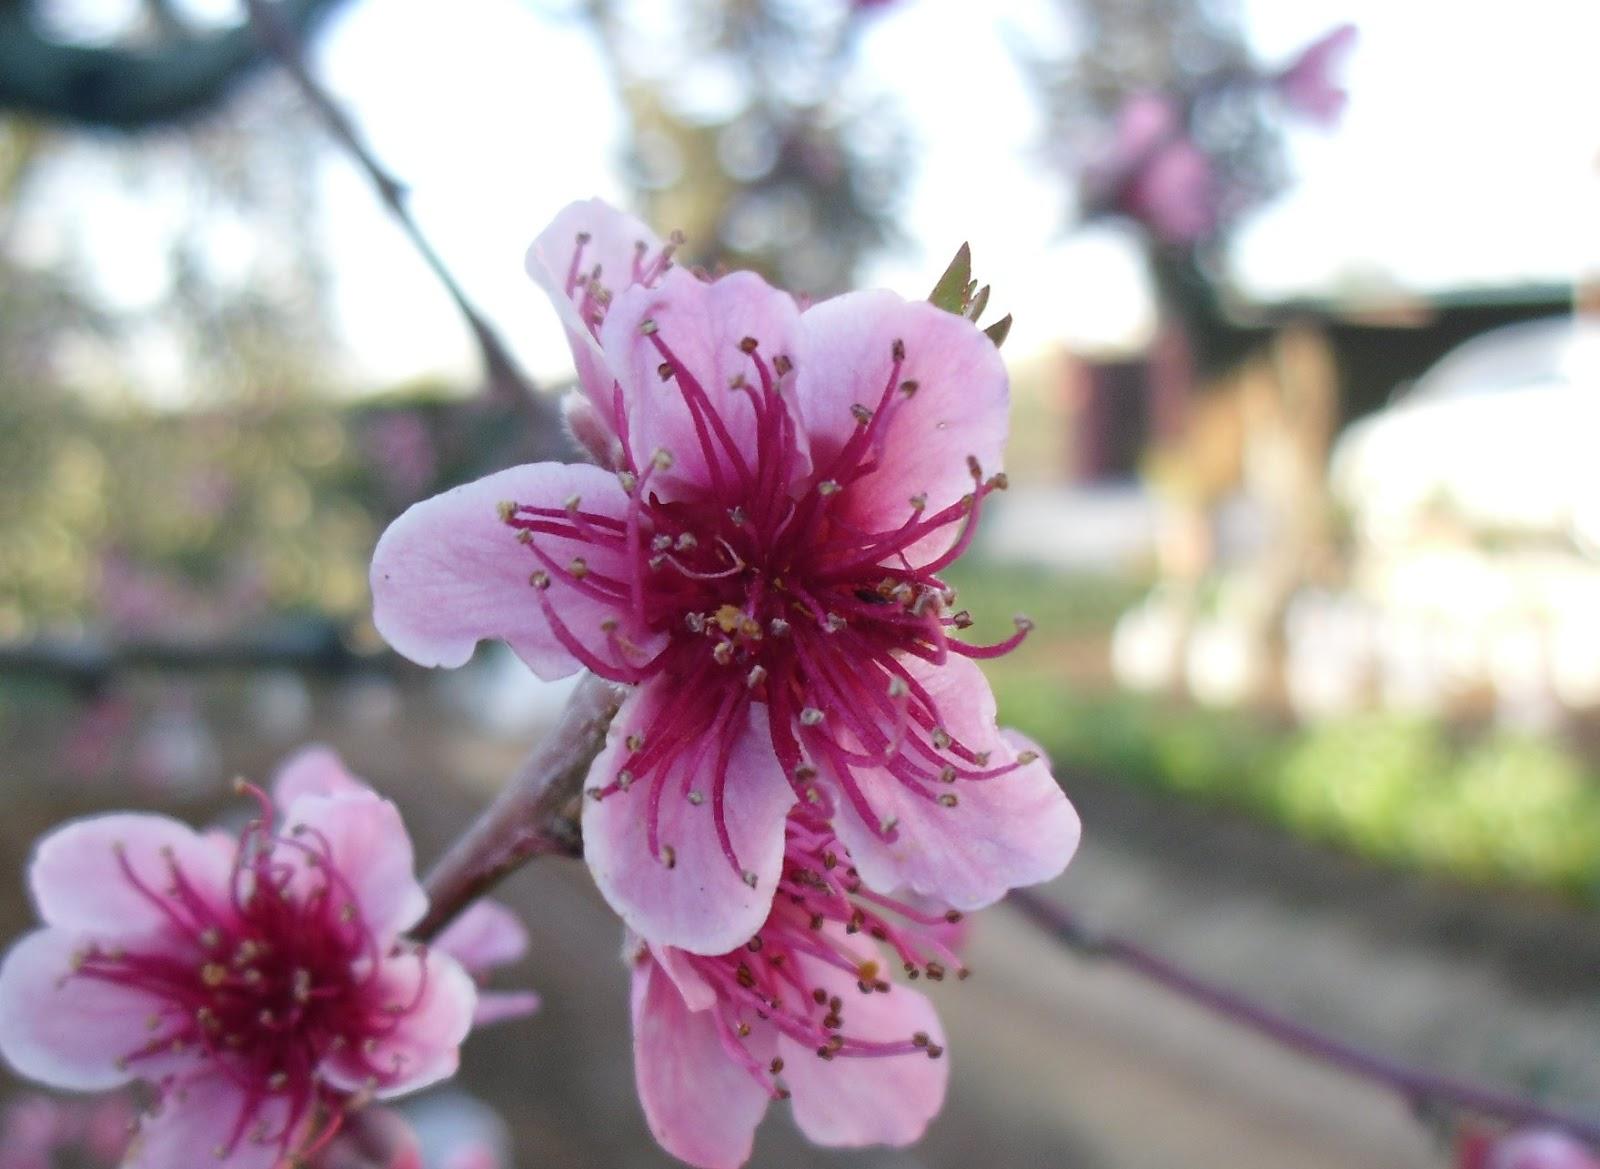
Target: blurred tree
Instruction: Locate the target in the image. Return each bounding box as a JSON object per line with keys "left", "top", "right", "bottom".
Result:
{"left": 1025, "top": 0, "right": 1292, "bottom": 373}
{"left": 585, "top": 0, "right": 911, "bottom": 297}
{"left": 0, "top": 0, "right": 345, "bottom": 128}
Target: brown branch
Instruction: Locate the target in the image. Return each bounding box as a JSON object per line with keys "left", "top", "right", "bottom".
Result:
{"left": 244, "top": 0, "right": 567, "bottom": 457}
{"left": 413, "top": 673, "right": 624, "bottom": 942}
{"left": 1010, "top": 888, "right": 1600, "bottom": 1144}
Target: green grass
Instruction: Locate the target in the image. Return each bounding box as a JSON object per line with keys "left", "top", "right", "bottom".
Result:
{"left": 952, "top": 562, "right": 1600, "bottom": 902}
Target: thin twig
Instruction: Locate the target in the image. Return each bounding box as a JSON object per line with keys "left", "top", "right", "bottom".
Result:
{"left": 1009, "top": 888, "right": 1600, "bottom": 1143}
{"left": 244, "top": 0, "right": 556, "bottom": 429}
{"left": 413, "top": 673, "right": 624, "bottom": 942}
{"left": 0, "top": 621, "right": 387, "bottom": 690}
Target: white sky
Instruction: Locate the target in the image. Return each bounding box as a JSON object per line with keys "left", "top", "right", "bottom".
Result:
{"left": 17, "top": 0, "right": 1600, "bottom": 395}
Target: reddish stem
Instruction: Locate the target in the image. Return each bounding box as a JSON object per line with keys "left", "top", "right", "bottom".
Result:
{"left": 413, "top": 674, "right": 624, "bottom": 942}
{"left": 1009, "top": 888, "right": 1600, "bottom": 1143}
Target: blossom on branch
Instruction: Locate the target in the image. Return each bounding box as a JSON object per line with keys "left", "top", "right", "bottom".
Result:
{"left": 629, "top": 808, "right": 955, "bottom": 1169}
{"left": 0, "top": 749, "right": 489, "bottom": 1169}
{"left": 372, "top": 199, "right": 1081, "bottom": 955}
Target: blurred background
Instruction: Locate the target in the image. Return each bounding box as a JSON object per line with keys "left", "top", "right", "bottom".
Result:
{"left": 1, "top": 0, "right": 1598, "bottom": 1166}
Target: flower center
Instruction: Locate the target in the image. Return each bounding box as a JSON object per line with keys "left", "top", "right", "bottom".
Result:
{"left": 503, "top": 322, "right": 1033, "bottom": 879}
{"left": 69, "top": 790, "right": 426, "bottom": 1157}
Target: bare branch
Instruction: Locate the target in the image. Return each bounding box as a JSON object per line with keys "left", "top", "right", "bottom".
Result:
{"left": 1010, "top": 888, "right": 1600, "bottom": 1143}
{"left": 413, "top": 673, "right": 624, "bottom": 942}
{"left": 244, "top": 0, "right": 567, "bottom": 456}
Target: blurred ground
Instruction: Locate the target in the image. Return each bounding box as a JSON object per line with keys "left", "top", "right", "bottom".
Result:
{"left": 4, "top": 676, "right": 1599, "bottom": 1168}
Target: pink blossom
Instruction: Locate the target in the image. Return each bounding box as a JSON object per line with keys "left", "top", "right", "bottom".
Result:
{"left": 372, "top": 200, "right": 1081, "bottom": 954}
{"left": 1084, "top": 92, "right": 1220, "bottom": 243}
{"left": 0, "top": 1091, "right": 136, "bottom": 1169}
{"left": 433, "top": 901, "right": 541, "bottom": 1025}
{"left": 1122, "top": 138, "right": 1218, "bottom": 245}
{"left": 0, "top": 754, "right": 477, "bottom": 1169}
{"left": 1274, "top": 24, "right": 1358, "bottom": 129}
{"left": 1488, "top": 1131, "right": 1600, "bottom": 1169}
{"left": 1086, "top": 92, "right": 1181, "bottom": 197}
{"left": 275, "top": 748, "right": 540, "bottom": 1026}
{"left": 630, "top": 810, "right": 952, "bottom": 1168}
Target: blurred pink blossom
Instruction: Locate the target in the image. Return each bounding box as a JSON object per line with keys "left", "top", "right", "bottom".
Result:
{"left": 1275, "top": 24, "right": 1359, "bottom": 128}
{"left": 1489, "top": 1131, "right": 1600, "bottom": 1169}
{"left": 0, "top": 752, "right": 478, "bottom": 1168}
{"left": 1124, "top": 138, "right": 1219, "bottom": 245}
{"left": 0, "top": 1092, "right": 136, "bottom": 1169}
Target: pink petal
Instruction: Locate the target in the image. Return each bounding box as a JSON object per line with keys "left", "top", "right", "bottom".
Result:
{"left": 561, "top": 388, "right": 621, "bottom": 467}
{"left": 583, "top": 684, "right": 796, "bottom": 955}
{"left": 778, "top": 951, "right": 947, "bottom": 1149}
{"left": 320, "top": 949, "right": 476, "bottom": 1099}
{"left": 1491, "top": 1130, "right": 1600, "bottom": 1169}
{"left": 124, "top": 1074, "right": 292, "bottom": 1169}
{"left": 29, "top": 812, "right": 232, "bottom": 938}
{"left": 651, "top": 940, "right": 717, "bottom": 1012}
{"left": 632, "top": 955, "right": 773, "bottom": 1169}
{"left": 432, "top": 901, "right": 528, "bottom": 974}
{"left": 0, "top": 929, "right": 164, "bottom": 1091}
{"left": 371, "top": 462, "right": 657, "bottom": 675}
{"left": 272, "top": 744, "right": 373, "bottom": 808}
{"left": 472, "top": 990, "right": 541, "bottom": 1027}
{"left": 830, "top": 655, "right": 1081, "bottom": 909}
{"left": 280, "top": 793, "right": 428, "bottom": 942}
{"left": 601, "top": 268, "right": 807, "bottom": 499}
{"left": 795, "top": 291, "right": 1009, "bottom": 562}
{"left": 526, "top": 199, "right": 663, "bottom": 446}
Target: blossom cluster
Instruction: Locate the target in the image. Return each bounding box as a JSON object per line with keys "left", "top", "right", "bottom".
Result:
{"left": 369, "top": 198, "right": 1081, "bottom": 1164}
{"left": 1085, "top": 24, "right": 1359, "bottom": 245}
{"left": 0, "top": 198, "right": 1077, "bottom": 1168}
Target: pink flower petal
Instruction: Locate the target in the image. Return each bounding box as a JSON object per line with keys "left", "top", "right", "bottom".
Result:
{"left": 0, "top": 929, "right": 164, "bottom": 1091}
{"left": 1491, "top": 1130, "right": 1600, "bottom": 1169}
{"left": 795, "top": 291, "right": 1009, "bottom": 561}
{"left": 29, "top": 812, "right": 232, "bottom": 938}
{"left": 280, "top": 793, "right": 428, "bottom": 942}
{"left": 272, "top": 744, "right": 373, "bottom": 808}
{"left": 320, "top": 949, "right": 476, "bottom": 1099}
{"left": 583, "top": 685, "right": 797, "bottom": 955}
{"left": 123, "top": 1074, "right": 292, "bottom": 1169}
{"left": 371, "top": 462, "right": 656, "bottom": 675}
{"left": 601, "top": 268, "right": 808, "bottom": 499}
{"left": 526, "top": 199, "right": 664, "bottom": 447}
{"left": 651, "top": 940, "right": 717, "bottom": 1012}
{"left": 631, "top": 956, "right": 773, "bottom": 1169}
{"left": 778, "top": 952, "right": 948, "bottom": 1149}
{"left": 432, "top": 901, "right": 528, "bottom": 974}
{"left": 471, "top": 990, "right": 541, "bottom": 1027}
{"left": 830, "top": 656, "right": 1081, "bottom": 909}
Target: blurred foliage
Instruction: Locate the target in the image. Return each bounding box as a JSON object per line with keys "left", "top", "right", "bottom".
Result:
{"left": 960, "top": 565, "right": 1600, "bottom": 901}
{"left": 586, "top": 0, "right": 910, "bottom": 296}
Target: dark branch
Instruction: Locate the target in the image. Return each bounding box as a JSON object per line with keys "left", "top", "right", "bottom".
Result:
{"left": 0, "top": 620, "right": 390, "bottom": 691}
{"left": 0, "top": 0, "right": 345, "bottom": 128}
{"left": 413, "top": 673, "right": 624, "bottom": 942}
{"left": 244, "top": 0, "right": 568, "bottom": 459}
{"left": 1009, "top": 889, "right": 1600, "bottom": 1143}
